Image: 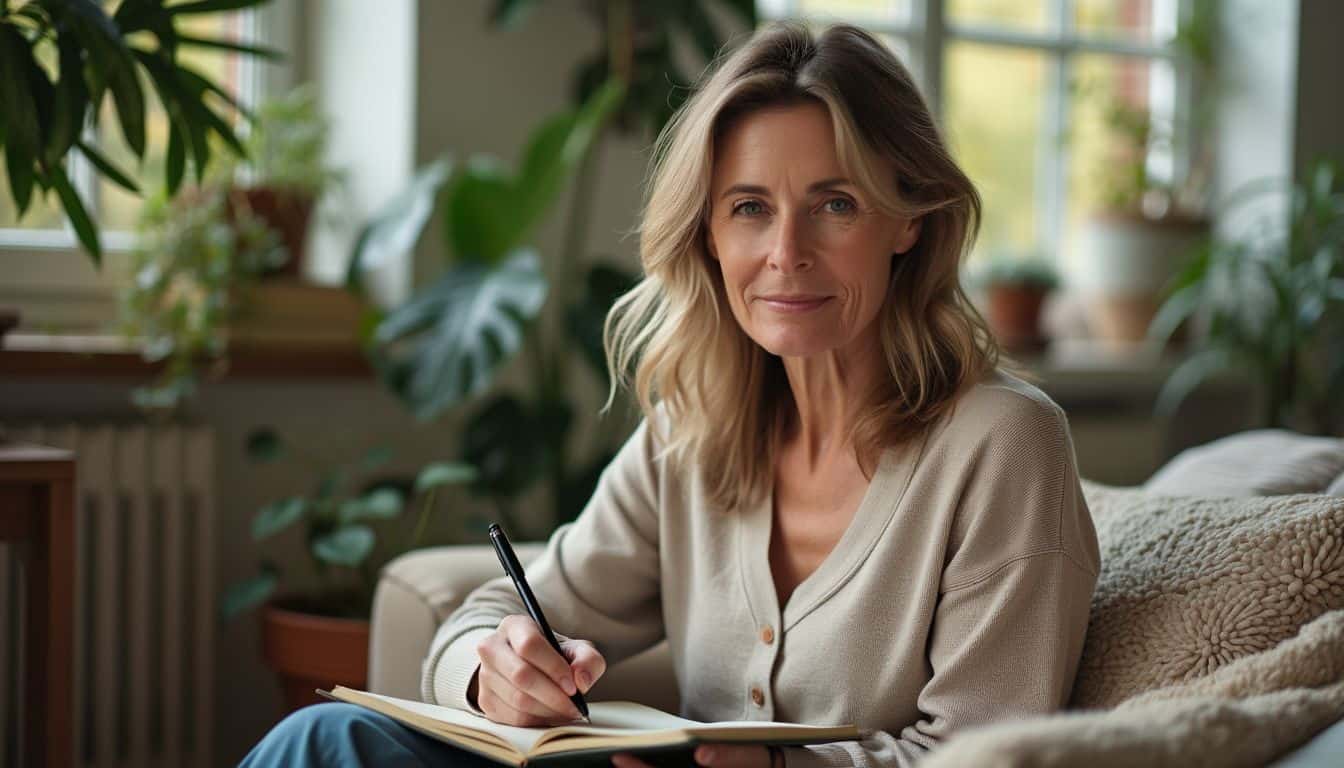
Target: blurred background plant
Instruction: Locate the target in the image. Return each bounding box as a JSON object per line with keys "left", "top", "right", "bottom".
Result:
{"left": 346, "top": 0, "right": 756, "bottom": 539}
{"left": 1072, "top": 0, "right": 1220, "bottom": 219}
{"left": 0, "top": 0, "right": 278, "bottom": 263}
{"left": 972, "top": 250, "right": 1060, "bottom": 355}
{"left": 118, "top": 84, "right": 338, "bottom": 413}
{"left": 221, "top": 427, "right": 478, "bottom": 621}
{"left": 1148, "top": 158, "right": 1344, "bottom": 433}
{"left": 117, "top": 185, "right": 283, "bottom": 411}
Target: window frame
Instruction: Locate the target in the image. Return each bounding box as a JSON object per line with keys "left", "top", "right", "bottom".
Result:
{"left": 762, "top": 0, "right": 1198, "bottom": 266}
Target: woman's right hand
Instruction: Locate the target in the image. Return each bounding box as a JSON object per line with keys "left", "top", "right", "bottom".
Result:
{"left": 470, "top": 614, "right": 608, "bottom": 726}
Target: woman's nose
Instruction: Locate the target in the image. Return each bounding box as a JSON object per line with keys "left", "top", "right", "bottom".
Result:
{"left": 767, "top": 213, "right": 812, "bottom": 273}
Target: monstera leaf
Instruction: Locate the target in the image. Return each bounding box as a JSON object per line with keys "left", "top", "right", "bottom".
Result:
{"left": 372, "top": 248, "right": 547, "bottom": 421}
{"left": 442, "top": 78, "right": 625, "bottom": 264}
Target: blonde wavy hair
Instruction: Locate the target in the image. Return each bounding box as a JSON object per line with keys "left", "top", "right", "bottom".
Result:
{"left": 604, "top": 20, "right": 1007, "bottom": 511}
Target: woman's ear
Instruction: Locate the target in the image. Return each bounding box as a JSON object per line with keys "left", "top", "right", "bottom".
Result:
{"left": 893, "top": 216, "right": 922, "bottom": 255}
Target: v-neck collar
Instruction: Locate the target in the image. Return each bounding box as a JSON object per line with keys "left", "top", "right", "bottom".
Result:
{"left": 737, "top": 433, "right": 928, "bottom": 632}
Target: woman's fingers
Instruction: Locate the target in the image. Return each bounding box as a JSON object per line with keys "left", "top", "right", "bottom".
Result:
{"left": 560, "top": 638, "right": 607, "bottom": 693}
{"left": 504, "top": 616, "right": 581, "bottom": 696}
{"left": 478, "top": 639, "right": 582, "bottom": 722}
{"left": 476, "top": 676, "right": 556, "bottom": 728}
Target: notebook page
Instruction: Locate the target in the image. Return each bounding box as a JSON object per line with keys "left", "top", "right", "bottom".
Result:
{"left": 359, "top": 691, "right": 549, "bottom": 755}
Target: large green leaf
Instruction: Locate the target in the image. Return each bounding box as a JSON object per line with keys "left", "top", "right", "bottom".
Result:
{"left": 312, "top": 526, "right": 375, "bottom": 567}
{"left": 441, "top": 80, "right": 624, "bottom": 265}
{"left": 0, "top": 26, "right": 40, "bottom": 212}
{"left": 338, "top": 488, "right": 404, "bottom": 523}
{"left": 414, "top": 462, "right": 478, "bottom": 493}
{"left": 220, "top": 566, "right": 278, "bottom": 620}
{"left": 50, "top": 164, "right": 101, "bottom": 262}
{"left": 252, "top": 497, "right": 305, "bottom": 539}
{"left": 441, "top": 157, "right": 517, "bottom": 264}
{"left": 347, "top": 155, "right": 453, "bottom": 292}
{"left": 373, "top": 248, "right": 548, "bottom": 421}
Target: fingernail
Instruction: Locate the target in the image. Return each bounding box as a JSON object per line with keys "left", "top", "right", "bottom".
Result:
{"left": 577, "top": 671, "right": 590, "bottom": 692}
{"left": 697, "top": 746, "right": 715, "bottom": 763}
{"left": 562, "top": 677, "right": 577, "bottom": 695}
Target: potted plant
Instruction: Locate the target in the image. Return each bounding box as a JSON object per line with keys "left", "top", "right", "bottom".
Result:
{"left": 221, "top": 84, "right": 340, "bottom": 278}
{"left": 975, "top": 254, "right": 1060, "bottom": 354}
{"left": 1071, "top": 0, "right": 1219, "bottom": 345}
{"left": 345, "top": 0, "right": 754, "bottom": 538}
{"left": 118, "top": 186, "right": 285, "bottom": 411}
{"left": 1147, "top": 158, "right": 1344, "bottom": 434}
{"left": 222, "top": 428, "right": 478, "bottom": 712}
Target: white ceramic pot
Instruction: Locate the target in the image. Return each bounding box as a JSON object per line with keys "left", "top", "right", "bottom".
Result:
{"left": 1075, "top": 211, "right": 1209, "bottom": 344}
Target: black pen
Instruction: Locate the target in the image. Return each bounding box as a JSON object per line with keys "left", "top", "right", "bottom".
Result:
{"left": 487, "top": 522, "right": 590, "bottom": 722}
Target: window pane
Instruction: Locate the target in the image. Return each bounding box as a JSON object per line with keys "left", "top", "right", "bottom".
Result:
{"left": 1062, "top": 54, "right": 1167, "bottom": 269}
{"left": 948, "top": 0, "right": 1052, "bottom": 34}
{"left": 943, "top": 41, "right": 1047, "bottom": 264}
{"left": 97, "top": 12, "right": 248, "bottom": 231}
{"left": 1074, "top": 0, "right": 1175, "bottom": 45}
{"left": 0, "top": 174, "right": 67, "bottom": 230}
{"left": 798, "top": 0, "right": 913, "bottom": 25}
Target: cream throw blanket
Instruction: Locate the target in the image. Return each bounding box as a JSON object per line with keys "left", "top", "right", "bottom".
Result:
{"left": 922, "top": 480, "right": 1344, "bottom": 768}
{"left": 922, "top": 608, "right": 1344, "bottom": 767}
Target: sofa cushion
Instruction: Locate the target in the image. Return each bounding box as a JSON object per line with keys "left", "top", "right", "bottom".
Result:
{"left": 1070, "top": 480, "right": 1344, "bottom": 709}
{"left": 1144, "top": 429, "right": 1344, "bottom": 497}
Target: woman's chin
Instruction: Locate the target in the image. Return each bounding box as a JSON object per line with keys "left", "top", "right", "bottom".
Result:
{"left": 752, "top": 330, "right": 841, "bottom": 359}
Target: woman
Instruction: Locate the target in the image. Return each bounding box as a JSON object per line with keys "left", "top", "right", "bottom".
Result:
{"left": 243, "top": 20, "right": 1099, "bottom": 768}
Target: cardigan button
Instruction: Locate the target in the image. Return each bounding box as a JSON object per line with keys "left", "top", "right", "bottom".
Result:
{"left": 760, "top": 625, "right": 774, "bottom": 644}
{"left": 751, "top": 686, "right": 765, "bottom": 707}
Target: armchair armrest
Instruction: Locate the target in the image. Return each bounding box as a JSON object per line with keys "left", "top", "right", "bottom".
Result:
{"left": 369, "top": 543, "right": 679, "bottom": 713}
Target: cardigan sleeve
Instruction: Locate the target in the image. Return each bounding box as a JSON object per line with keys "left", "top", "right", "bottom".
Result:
{"left": 421, "top": 417, "right": 667, "bottom": 711}
{"left": 782, "top": 398, "right": 1100, "bottom": 768}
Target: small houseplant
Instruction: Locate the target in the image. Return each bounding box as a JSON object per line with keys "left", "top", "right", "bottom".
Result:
{"left": 118, "top": 185, "right": 284, "bottom": 411}
{"left": 221, "top": 84, "right": 340, "bottom": 277}
{"left": 119, "top": 86, "right": 341, "bottom": 412}
{"left": 975, "top": 254, "right": 1060, "bottom": 354}
{"left": 1147, "top": 159, "right": 1344, "bottom": 433}
{"left": 1072, "top": 0, "right": 1219, "bottom": 344}
{"left": 222, "top": 427, "right": 478, "bottom": 712}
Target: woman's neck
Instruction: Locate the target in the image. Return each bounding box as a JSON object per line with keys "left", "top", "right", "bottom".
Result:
{"left": 778, "top": 328, "right": 883, "bottom": 473}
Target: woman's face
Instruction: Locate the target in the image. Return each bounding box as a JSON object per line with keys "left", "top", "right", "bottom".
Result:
{"left": 705, "top": 101, "right": 921, "bottom": 360}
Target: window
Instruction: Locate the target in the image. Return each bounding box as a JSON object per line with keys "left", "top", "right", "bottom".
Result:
{"left": 759, "top": 0, "right": 1194, "bottom": 276}
{"left": 0, "top": 8, "right": 262, "bottom": 332}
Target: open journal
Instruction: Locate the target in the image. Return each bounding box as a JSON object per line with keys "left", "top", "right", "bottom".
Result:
{"left": 319, "top": 686, "right": 860, "bottom": 767}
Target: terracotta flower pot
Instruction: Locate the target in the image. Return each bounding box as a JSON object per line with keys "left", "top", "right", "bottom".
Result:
{"left": 260, "top": 600, "right": 369, "bottom": 713}
{"left": 226, "top": 186, "right": 315, "bottom": 279}
{"left": 986, "top": 283, "right": 1050, "bottom": 354}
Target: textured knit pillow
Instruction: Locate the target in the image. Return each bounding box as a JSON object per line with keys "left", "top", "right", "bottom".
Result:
{"left": 1069, "top": 480, "right": 1344, "bottom": 710}
{"left": 1144, "top": 429, "right": 1344, "bottom": 497}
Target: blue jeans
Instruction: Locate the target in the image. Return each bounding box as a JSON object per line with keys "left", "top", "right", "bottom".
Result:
{"left": 238, "top": 702, "right": 498, "bottom": 767}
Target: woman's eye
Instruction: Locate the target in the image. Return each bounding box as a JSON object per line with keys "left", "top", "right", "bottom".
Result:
{"left": 732, "top": 200, "right": 764, "bottom": 217}
{"left": 825, "top": 197, "right": 856, "bottom": 214}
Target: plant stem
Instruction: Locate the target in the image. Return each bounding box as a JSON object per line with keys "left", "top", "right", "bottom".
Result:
{"left": 409, "top": 487, "right": 438, "bottom": 550}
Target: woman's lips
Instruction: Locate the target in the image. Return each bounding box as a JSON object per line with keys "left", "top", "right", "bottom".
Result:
{"left": 757, "top": 296, "right": 831, "bottom": 313}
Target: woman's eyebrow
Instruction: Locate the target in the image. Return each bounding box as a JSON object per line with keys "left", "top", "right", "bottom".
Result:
{"left": 719, "top": 177, "right": 852, "bottom": 200}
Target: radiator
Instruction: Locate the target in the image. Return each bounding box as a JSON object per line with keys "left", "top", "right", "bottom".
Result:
{"left": 0, "top": 423, "right": 216, "bottom": 768}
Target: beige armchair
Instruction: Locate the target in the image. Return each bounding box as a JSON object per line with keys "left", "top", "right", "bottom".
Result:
{"left": 367, "top": 429, "right": 1344, "bottom": 766}
{"left": 368, "top": 541, "right": 681, "bottom": 714}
